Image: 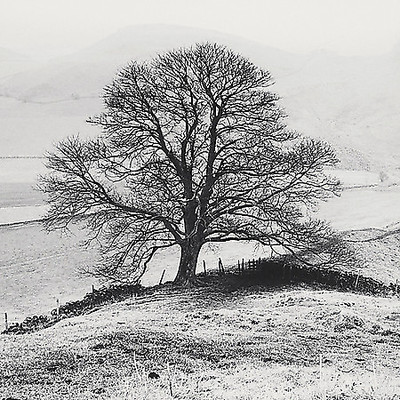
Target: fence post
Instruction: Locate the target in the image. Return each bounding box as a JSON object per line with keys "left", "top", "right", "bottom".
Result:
{"left": 92, "top": 284, "right": 95, "bottom": 294}
{"left": 282, "top": 263, "right": 286, "bottom": 281}
{"left": 238, "top": 260, "right": 241, "bottom": 275}
{"left": 159, "top": 269, "right": 166, "bottom": 285}
{"left": 319, "top": 353, "right": 323, "bottom": 383}
{"left": 56, "top": 299, "right": 60, "bottom": 318}
{"left": 4, "top": 312, "right": 8, "bottom": 331}
{"left": 355, "top": 273, "right": 360, "bottom": 290}
{"left": 218, "top": 258, "right": 225, "bottom": 275}
{"left": 203, "top": 260, "right": 207, "bottom": 276}
{"left": 242, "top": 258, "right": 245, "bottom": 273}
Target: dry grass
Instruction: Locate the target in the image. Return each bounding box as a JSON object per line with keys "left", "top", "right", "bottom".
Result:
{"left": 1, "top": 175, "right": 400, "bottom": 398}
{"left": 1, "top": 283, "right": 400, "bottom": 399}
{"left": 111, "top": 364, "right": 400, "bottom": 400}
{"left": 1, "top": 177, "right": 399, "bottom": 323}
{"left": 343, "top": 228, "right": 400, "bottom": 284}
{"left": 0, "top": 223, "right": 98, "bottom": 322}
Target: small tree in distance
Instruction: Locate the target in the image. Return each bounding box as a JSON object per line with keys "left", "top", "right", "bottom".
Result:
{"left": 39, "top": 43, "right": 347, "bottom": 285}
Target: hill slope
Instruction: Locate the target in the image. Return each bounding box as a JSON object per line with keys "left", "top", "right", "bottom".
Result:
{"left": 1, "top": 283, "right": 400, "bottom": 399}
{"left": 0, "top": 24, "right": 399, "bottom": 173}
{"left": 0, "top": 47, "right": 36, "bottom": 79}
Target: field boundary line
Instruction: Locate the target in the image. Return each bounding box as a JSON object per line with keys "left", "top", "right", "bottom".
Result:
{"left": 0, "top": 218, "right": 45, "bottom": 229}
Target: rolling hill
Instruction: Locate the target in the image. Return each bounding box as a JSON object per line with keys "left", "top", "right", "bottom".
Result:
{"left": 0, "top": 24, "right": 399, "bottom": 174}
{"left": 0, "top": 47, "right": 36, "bottom": 80}
{"left": 1, "top": 280, "right": 400, "bottom": 399}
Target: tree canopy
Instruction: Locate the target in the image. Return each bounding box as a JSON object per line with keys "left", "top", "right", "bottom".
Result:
{"left": 39, "top": 43, "right": 347, "bottom": 285}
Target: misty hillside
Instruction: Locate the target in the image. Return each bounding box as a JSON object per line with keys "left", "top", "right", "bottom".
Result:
{"left": 0, "top": 47, "right": 37, "bottom": 79}
{"left": 0, "top": 24, "right": 399, "bottom": 173}
{"left": 0, "top": 47, "right": 26, "bottom": 62}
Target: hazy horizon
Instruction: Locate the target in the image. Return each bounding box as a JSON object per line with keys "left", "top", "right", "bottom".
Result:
{"left": 1, "top": 3, "right": 399, "bottom": 172}
{"left": 1, "top": 0, "right": 400, "bottom": 59}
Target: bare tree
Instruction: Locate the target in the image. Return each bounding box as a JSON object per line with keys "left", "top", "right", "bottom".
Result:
{"left": 39, "top": 43, "right": 344, "bottom": 285}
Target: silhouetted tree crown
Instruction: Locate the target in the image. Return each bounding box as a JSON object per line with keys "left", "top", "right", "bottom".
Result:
{"left": 40, "top": 43, "right": 345, "bottom": 284}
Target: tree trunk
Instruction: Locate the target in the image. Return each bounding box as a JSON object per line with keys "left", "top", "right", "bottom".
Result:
{"left": 174, "top": 239, "right": 202, "bottom": 285}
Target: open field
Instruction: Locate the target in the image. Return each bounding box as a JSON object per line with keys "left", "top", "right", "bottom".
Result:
{"left": 318, "top": 185, "right": 400, "bottom": 231}
{"left": 1, "top": 281, "right": 400, "bottom": 399}
{"left": 0, "top": 158, "right": 46, "bottom": 183}
{"left": 0, "top": 222, "right": 265, "bottom": 323}
{"left": 0, "top": 182, "right": 44, "bottom": 208}
{"left": 0, "top": 204, "right": 47, "bottom": 225}
{"left": 1, "top": 168, "right": 400, "bottom": 323}
{"left": 0, "top": 223, "right": 98, "bottom": 323}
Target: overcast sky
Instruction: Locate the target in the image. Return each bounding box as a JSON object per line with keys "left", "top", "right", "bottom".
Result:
{"left": 1, "top": 0, "right": 400, "bottom": 58}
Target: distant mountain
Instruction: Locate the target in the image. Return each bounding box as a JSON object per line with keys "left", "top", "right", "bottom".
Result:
{"left": 277, "top": 50, "right": 400, "bottom": 171}
{"left": 0, "top": 24, "right": 399, "bottom": 174}
{"left": 0, "top": 47, "right": 25, "bottom": 61}
{"left": 0, "top": 47, "right": 35, "bottom": 80}
{"left": 0, "top": 25, "right": 299, "bottom": 103}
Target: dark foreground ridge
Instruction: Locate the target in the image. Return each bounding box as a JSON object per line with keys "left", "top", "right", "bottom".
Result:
{"left": 2, "top": 259, "right": 399, "bottom": 335}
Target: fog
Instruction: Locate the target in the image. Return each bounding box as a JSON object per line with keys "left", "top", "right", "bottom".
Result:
{"left": 1, "top": 0, "right": 400, "bottom": 59}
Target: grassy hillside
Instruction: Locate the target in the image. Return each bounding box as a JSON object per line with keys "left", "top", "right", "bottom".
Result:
{"left": 1, "top": 280, "right": 400, "bottom": 399}
{"left": 0, "top": 221, "right": 265, "bottom": 323}
{"left": 0, "top": 47, "right": 36, "bottom": 79}
{"left": 1, "top": 170, "right": 399, "bottom": 323}
{"left": 0, "top": 223, "right": 99, "bottom": 323}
